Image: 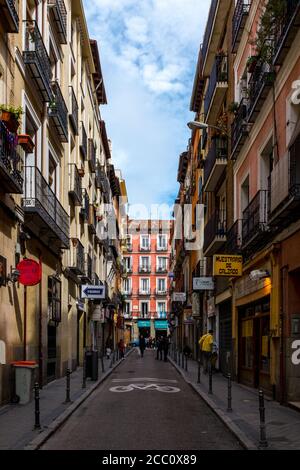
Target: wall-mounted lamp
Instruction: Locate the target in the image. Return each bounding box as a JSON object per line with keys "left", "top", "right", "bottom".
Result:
{"left": 7, "top": 268, "right": 20, "bottom": 284}
{"left": 249, "top": 270, "right": 270, "bottom": 281}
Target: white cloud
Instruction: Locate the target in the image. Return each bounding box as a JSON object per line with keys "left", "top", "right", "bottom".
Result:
{"left": 83, "top": 0, "right": 211, "bottom": 208}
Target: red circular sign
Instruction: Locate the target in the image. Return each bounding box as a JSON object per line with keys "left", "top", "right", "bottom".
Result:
{"left": 17, "top": 259, "right": 41, "bottom": 286}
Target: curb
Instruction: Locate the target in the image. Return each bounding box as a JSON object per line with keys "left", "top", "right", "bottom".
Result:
{"left": 168, "top": 356, "right": 258, "bottom": 451}
{"left": 24, "top": 349, "right": 134, "bottom": 451}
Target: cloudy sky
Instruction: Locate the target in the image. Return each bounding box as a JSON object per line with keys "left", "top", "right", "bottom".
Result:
{"left": 83, "top": 0, "right": 210, "bottom": 217}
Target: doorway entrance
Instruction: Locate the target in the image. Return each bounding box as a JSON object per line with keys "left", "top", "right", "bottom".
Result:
{"left": 47, "top": 324, "right": 57, "bottom": 382}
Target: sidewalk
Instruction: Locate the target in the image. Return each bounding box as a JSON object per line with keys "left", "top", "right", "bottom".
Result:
{"left": 169, "top": 351, "right": 300, "bottom": 450}
{"left": 0, "top": 349, "right": 132, "bottom": 450}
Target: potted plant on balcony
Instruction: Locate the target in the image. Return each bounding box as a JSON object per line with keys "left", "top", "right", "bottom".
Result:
{"left": 18, "top": 133, "right": 35, "bottom": 153}
{"left": 0, "top": 105, "right": 23, "bottom": 133}
{"left": 228, "top": 102, "right": 239, "bottom": 115}
{"left": 18, "top": 134, "right": 35, "bottom": 153}
{"left": 246, "top": 55, "right": 259, "bottom": 73}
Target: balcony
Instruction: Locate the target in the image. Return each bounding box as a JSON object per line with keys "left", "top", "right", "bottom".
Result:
{"left": 48, "top": 81, "right": 68, "bottom": 142}
{"left": 155, "top": 289, "right": 168, "bottom": 297}
{"left": 231, "top": 99, "right": 249, "bottom": 160}
{"left": 69, "top": 86, "right": 78, "bottom": 135}
{"left": 67, "top": 238, "right": 85, "bottom": 276}
{"left": 48, "top": 0, "right": 67, "bottom": 45}
{"left": 68, "top": 164, "right": 82, "bottom": 206}
{"left": 139, "top": 245, "right": 151, "bottom": 252}
{"left": 96, "top": 165, "right": 110, "bottom": 202}
{"left": 88, "top": 204, "right": 97, "bottom": 234}
{"left": 80, "top": 122, "right": 87, "bottom": 159}
{"left": 204, "top": 54, "right": 228, "bottom": 124}
{"left": 156, "top": 266, "right": 168, "bottom": 274}
{"left": 242, "top": 190, "right": 270, "bottom": 250}
{"left": 88, "top": 139, "right": 96, "bottom": 172}
{"left": 203, "top": 137, "right": 228, "bottom": 192}
{"left": 80, "top": 253, "right": 93, "bottom": 283}
{"left": 268, "top": 136, "right": 300, "bottom": 228}
{"left": 122, "top": 288, "right": 132, "bottom": 297}
{"left": 247, "top": 60, "right": 275, "bottom": 124}
{"left": 274, "top": 0, "right": 300, "bottom": 65}
{"left": 23, "top": 21, "right": 52, "bottom": 102}
{"left": 225, "top": 220, "right": 243, "bottom": 254}
{"left": 23, "top": 166, "right": 69, "bottom": 250}
{"left": 232, "top": 0, "right": 251, "bottom": 53}
{"left": 203, "top": 210, "right": 227, "bottom": 256}
{"left": 156, "top": 245, "right": 168, "bottom": 252}
{"left": 80, "top": 190, "right": 89, "bottom": 222}
{"left": 0, "top": 0, "right": 19, "bottom": 33}
{"left": 0, "top": 120, "right": 23, "bottom": 193}
{"left": 139, "top": 289, "right": 151, "bottom": 296}
{"left": 201, "top": 0, "right": 231, "bottom": 76}
{"left": 139, "top": 266, "right": 151, "bottom": 274}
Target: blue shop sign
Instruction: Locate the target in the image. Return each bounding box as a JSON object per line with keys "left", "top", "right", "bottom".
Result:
{"left": 138, "top": 320, "right": 151, "bottom": 328}
{"left": 155, "top": 320, "right": 168, "bottom": 330}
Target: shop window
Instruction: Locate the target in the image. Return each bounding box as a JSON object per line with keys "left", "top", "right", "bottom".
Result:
{"left": 241, "top": 319, "right": 254, "bottom": 368}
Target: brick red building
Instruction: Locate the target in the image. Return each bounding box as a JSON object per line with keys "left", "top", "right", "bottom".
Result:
{"left": 122, "top": 220, "right": 173, "bottom": 343}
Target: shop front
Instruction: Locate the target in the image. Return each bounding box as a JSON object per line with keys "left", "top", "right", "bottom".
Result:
{"left": 137, "top": 319, "right": 151, "bottom": 339}
{"left": 155, "top": 320, "right": 168, "bottom": 339}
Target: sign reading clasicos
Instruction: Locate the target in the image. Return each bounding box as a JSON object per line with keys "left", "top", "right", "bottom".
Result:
{"left": 213, "top": 255, "right": 243, "bottom": 277}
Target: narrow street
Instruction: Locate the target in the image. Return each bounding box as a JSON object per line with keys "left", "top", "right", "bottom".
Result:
{"left": 41, "top": 350, "right": 242, "bottom": 451}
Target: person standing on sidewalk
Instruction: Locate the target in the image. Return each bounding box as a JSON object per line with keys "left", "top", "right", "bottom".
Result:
{"left": 139, "top": 335, "right": 146, "bottom": 358}
{"left": 118, "top": 339, "right": 125, "bottom": 360}
{"left": 198, "top": 330, "right": 214, "bottom": 374}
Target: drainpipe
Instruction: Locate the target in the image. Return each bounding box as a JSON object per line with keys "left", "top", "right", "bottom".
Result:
{"left": 23, "top": 286, "right": 27, "bottom": 361}
{"left": 38, "top": 255, "right": 43, "bottom": 387}
{"left": 280, "top": 266, "right": 288, "bottom": 405}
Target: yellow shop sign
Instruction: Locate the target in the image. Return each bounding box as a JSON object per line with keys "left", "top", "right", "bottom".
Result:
{"left": 213, "top": 255, "right": 243, "bottom": 277}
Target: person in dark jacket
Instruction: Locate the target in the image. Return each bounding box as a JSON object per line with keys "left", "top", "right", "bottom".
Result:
{"left": 162, "top": 336, "right": 169, "bottom": 362}
{"left": 139, "top": 335, "right": 146, "bottom": 358}
{"left": 156, "top": 336, "right": 163, "bottom": 360}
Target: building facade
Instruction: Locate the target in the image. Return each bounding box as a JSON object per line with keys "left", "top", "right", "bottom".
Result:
{"left": 0, "top": 0, "right": 126, "bottom": 405}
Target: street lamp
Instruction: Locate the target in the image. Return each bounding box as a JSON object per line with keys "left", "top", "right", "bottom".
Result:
{"left": 187, "top": 121, "right": 226, "bottom": 134}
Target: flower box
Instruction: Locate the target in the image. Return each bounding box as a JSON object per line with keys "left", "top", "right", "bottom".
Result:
{"left": 0, "top": 110, "right": 20, "bottom": 133}
{"left": 18, "top": 134, "right": 35, "bottom": 153}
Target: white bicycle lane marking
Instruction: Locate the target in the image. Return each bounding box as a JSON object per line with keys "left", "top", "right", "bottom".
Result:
{"left": 109, "top": 383, "right": 181, "bottom": 393}
{"left": 111, "top": 377, "right": 178, "bottom": 383}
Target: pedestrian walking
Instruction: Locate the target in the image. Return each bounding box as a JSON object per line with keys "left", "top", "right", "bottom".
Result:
{"left": 162, "top": 336, "right": 169, "bottom": 362}
{"left": 139, "top": 335, "right": 146, "bottom": 358}
{"left": 198, "top": 329, "right": 214, "bottom": 374}
{"left": 156, "top": 336, "right": 163, "bottom": 361}
{"left": 118, "top": 338, "right": 125, "bottom": 360}
{"left": 105, "top": 336, "right": 113, "bottom": 360}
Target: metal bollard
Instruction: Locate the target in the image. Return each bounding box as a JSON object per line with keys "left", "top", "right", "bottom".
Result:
{"left": 197, "top": 360, "right": 201, "bottom": 384}
{"left": 258, "top": 390, "right": 268, "bottom": 448}
{"left": 82, "top": 353, "right": 86, "bottom": 389}
{"left": 34, "top": 382, "right": 41, "bottom": 429}
{"left": 227, "top": 373, "right": 232, "bottom": 412}
{"left": 208, "top": 364, "right": 213, "bottom": 394}
{"left": 64, "top": 368, "right": 72, "bottom": 404}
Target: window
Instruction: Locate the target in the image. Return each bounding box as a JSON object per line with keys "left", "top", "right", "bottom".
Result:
{"left": 140, "top": 278, "right": 150, "bottom": 293}
{"left": 48, "top": 276, "right": 61, "bottom": 324}
{"left": 241, "top": 175, "right": 250, "bottom": 215}
{"left": 123, "top": 278, "right": 131, "bottom": 294}
{"left": 123, "top": 257, "right": 132, "bottom": 272}
{"left": 157, "top": 302, "right": 166, "bottom": 319}
{"left": 140, "top": 235, "right": 150, "bottom": 250}
{"left": 141, "top": 302, "right": 149, "bottom": 318}
{"left": 124, "top": 302, "right": 131, "bottom": 316}
{"left": 260, "top": 137, "right": 274, "bottom": 190}
{"left": 157, "top": 234, "right": 167, "bottom": 250}
{"left": 140, "top": 256, "right": 150, "bottom": 271}
{"left": 157, "top": 278, "right": 166, "bottom": 292}
{"left": 157, "top": 257, "right": 167, "bottom": 271}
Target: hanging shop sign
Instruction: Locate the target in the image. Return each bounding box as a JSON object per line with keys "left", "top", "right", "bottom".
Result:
{"left": 193, "top": 277, "right": 214, "bottom": 291}
{"left": 155, "top": 320, "right": 168, "bottom": 330}
{"left": 91, "top": 306, "right": 105, "bottom": 322}
{"left": 172, "top": 292, "right": 186, "bottom": 302}
{"left": 17, "top": 259, "right": 41, "bottom": 286}
{"left": 213, "top": 255, "right": 243, "bottom": 277}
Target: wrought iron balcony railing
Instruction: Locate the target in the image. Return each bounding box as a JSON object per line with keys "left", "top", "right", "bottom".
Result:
{"left": 68, "top": 164, "right": 82, "bottom": 206}
{"left": 232, "top": 0, "right": 251, "bottom": 53}
{"left": 23, "top": 20, "right": 52, "bottom": 102}
{"left": 80, "top": 122, "right": 87, "bottom": 159}
{"left": 139, "top": 245, "right": 151, "bottom": 252}
{"left": 88, "top": 204, "right": 97, "bottom": 234}
{"left": 23, "top": 166, "right": 69, "bottom": 249}
{"left": 96, "top": 165, "right": 110, "bottom": 202}
{"left": 69, "top": 86, "right": 78, "bottom": 135}
{"left": 88, "top": 138, "right": 96, "bottom": 172}
{"left": 82, "top": 253, "right": 93, "bottom": 282}
{"left": 201, "top": 0, "right": 218, "bottom": 71}
{"left": 48, "top": 81, "right": 68, "bottom": 142}
{"left": 155, "top": 289, "right": 168, "bottom": 296}
{"left": 156, "top": 266, "right": 168, "bottom": 274}
{"left": 0, "top": 119, "right": 23, "bottom": 194}
{"left": 247, "top": 59, "right": 275, "bottom": 123}
{"left": 139, "top": 265, "right": 151, "bottom": 274}
{"left": 204, "top": 137, "right": 228, "bottom": 191}
{"left": 48, "top": 0, "right": 67, "bottom": 44}
{"left": 225, "top": 220, "right": 243, "bottom": 254}
{"left": 204, "top": 54, "right": 228, "bottom": 118}
{"left": 274, "top": 0, "right": 300, "bottom": 65}
{"left": 242, "top": 190, "right": 269, "bottom": 248}
{"left": 139, "top": 289, "right": 151, "bottom": 296}
{"left": 1, "top": 0, "right": 19, "bottom": 33}
{"left": 68, "top": 238, "right": 85, "bottom": 275}
{"left": 231, "top": 99, "right": 249, "bottom": 160}
{"left": 203, "top": 209, "right": 227, "bottom": 255}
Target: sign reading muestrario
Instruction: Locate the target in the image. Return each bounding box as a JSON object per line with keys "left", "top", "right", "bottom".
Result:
{"left": 213, "top": 255, "right": 243, "bottom": 277}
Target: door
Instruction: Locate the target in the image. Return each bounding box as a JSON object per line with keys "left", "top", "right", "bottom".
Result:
{"left": 47, "top": 324, "right": 57, "bottom": 382}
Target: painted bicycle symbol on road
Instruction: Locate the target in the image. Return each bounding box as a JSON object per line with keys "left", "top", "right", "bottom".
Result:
{"left": 110, "top": 383, "right": 181, "bottom": 393}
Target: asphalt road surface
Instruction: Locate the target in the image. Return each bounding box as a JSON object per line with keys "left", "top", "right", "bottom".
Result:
{"left": 41, "top": 349, "right": 242, "bottom": 450}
